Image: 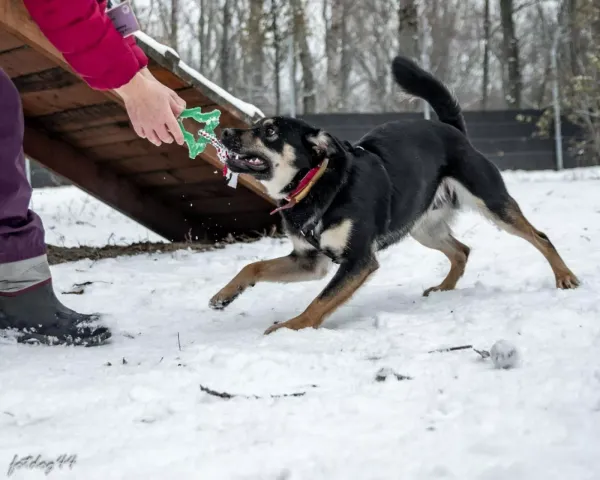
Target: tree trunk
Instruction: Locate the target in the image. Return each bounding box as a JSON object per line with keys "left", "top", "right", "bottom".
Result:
{"left": 170, "top": 0, "right": 178, "bottom": 48}
{"left": 221, "top": 0, "right": 232, "bottom": 91}
{"left": 198, "top": 0, "right": 208, "bottom": 72}
{"left": 248, "top": 0, "right": 266, "bottom": 108}
{"left": 499, "top": 0, "right": 521, "bottom": 109}
{"left": 270, "top": 0, "right": 281, "bottom": 114}
{"left": 325, "top": 0, "right": 343, "bottom": 111}
{"left": 339, "top": 2, "right": 351, "bottom": 109}
{"left": 398, "top": 0, "right": 419, "bottom": 60}
{"left": 482, "top": 0, "right": 491, "bottom": 109}
{"left": 291, "top": 0, "right": 316, "bottom": 113}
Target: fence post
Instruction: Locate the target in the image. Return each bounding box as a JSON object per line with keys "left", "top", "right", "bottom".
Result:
{"left": 551, "top": 29, "right": 564, "bottom": 171}
{"left": 419, "top": 10, "right": 431, "bottom": 120}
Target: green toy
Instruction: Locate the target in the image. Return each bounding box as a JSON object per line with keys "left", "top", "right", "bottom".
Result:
{"left": 177, "top": 107, "right": 237, "bottom": 188}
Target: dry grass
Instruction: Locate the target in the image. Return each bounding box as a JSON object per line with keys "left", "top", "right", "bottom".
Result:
{"left": 46, "top": 228, "right": 287, "bottom": 265}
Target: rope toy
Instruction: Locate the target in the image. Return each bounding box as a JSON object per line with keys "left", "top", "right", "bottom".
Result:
{"left": 177, "top": 107, "right": 238, "bottom": 188}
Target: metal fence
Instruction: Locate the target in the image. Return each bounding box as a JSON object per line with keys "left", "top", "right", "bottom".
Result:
{"left": 299, "top": 109, "right": 585, "bottom": 171}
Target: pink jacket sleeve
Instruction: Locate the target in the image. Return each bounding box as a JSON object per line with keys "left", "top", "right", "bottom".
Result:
{"left": 22, "top": 0, "right": 148, "bottom": 90}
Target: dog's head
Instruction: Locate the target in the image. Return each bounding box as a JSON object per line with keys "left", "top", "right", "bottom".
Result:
{"left": 220, "top": 117, "right": 341, "bottom": 200}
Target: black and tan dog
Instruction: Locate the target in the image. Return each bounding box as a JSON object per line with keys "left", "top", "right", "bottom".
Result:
{"left": 210, "top": 55, "right": 580, "bottom": 335}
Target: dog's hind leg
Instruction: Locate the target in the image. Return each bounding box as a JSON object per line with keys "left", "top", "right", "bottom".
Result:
{"left": 450, "top": 148, "right": 579, "bottom": 289}
{"left": 411, "top": 209, "right": 471, "bottom": 296}
{"left": 209, "top": 249, "right": 330, "bottom": 310}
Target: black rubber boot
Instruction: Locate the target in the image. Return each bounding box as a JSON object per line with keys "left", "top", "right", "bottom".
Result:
{"left": 0, "top": 282, "right": 111, "bottom": 346}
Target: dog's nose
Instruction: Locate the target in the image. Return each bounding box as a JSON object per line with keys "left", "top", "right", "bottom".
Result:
{"left": 221, "top": 128, "right": 235, "bottom": 140}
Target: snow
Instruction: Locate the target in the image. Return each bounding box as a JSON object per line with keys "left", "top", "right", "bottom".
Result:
{"left": 2, "top": 168, "right": 600, "bottom": 479}
{"left": 134, "top": 32, "right": 265, "bottom": 120}
{"left": 29, "top": 186, "right": 167, "bottom": 247}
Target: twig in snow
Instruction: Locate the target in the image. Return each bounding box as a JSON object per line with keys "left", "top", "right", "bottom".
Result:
{"left": 199, "top": 384, "right": 310, "bottom": 400}
{"left": 177, "top": 332, "right": 181, "bottom": 351}
{"left": 427, "top": 344, "right": 473, "bottom": 354}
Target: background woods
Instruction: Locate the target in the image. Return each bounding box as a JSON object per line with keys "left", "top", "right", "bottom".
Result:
{"left": 133, "top": 0, "right": 598, "bottom": 160}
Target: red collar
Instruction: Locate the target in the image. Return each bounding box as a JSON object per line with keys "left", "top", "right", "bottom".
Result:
{"left": 270, "top": 159, "right": 330, "bottom": 215}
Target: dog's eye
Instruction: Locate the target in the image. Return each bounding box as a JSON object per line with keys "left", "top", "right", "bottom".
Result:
{"left": 265, "top": 126, "right": 277, "bottom": 138}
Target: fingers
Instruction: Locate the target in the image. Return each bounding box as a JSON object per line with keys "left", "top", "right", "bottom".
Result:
{"left": 166, "top": 113, "right": 184, "bottom": 146}
{"left": 144, "top": 127, "right": 161, "bottom": 146}
{"left": 170, "top": 91, "right": 186, "bottom": 111}
{"left": 123, "top": 77, "right": 188, "bottom": 147}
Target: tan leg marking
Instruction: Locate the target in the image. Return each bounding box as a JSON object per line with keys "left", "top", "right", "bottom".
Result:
{"left": 423, "top": 237, "right": 471, "bottom": 296}
{"left": 264, "top": 260, "right": 379, "bottom": 335}
{"left": 209, "top": 254, "right": 329, "bottom": 310}
{"left": 498, "top": 199, "right": 579, "bottom": 289}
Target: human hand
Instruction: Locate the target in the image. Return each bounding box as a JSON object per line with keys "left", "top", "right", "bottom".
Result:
{"left": 114, "top": 69, "right": 187, "bottom": 146}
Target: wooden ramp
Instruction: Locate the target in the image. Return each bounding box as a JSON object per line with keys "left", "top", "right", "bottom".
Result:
{"left": 0, "top": 0, "right": 278, "bottom": 242}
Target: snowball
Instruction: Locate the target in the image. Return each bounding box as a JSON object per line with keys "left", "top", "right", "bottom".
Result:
{"left": 490, "top": 340, "right": 520, "bottom": 369}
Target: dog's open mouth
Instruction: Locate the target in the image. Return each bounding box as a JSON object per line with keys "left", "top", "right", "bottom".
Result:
{"left": 227, "top": 152, "right": 269, "bottom": 172}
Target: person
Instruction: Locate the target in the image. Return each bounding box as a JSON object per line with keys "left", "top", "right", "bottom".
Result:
{"left": 0, "top": 0, "right": 187, "bottom": 346}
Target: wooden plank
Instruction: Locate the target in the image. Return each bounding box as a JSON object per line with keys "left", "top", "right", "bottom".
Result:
{"left": 150, "top": 182, "right": 263, "bottom": 201}
{"left": 170, "top": 165, "right": 221, "bottom": 183}
{"left": 110, "top": 153, "right": 198, "bottom": 175}
{"left": 0, "top": 45, "right": 56, "bottom": 77}
{"left": 175, "top": 88, "right": 217, "bottom": 108}
{"left": 11, "top": 66, "right": 77, "bottom": 93}
{"left": 146, "top": 61, "right": 186, "bottom": 89}
{"left": 0, "top": 29, "right": 23, "bottom": 52}
{"left": 89, "top": 137, "right": 179, "bottom": 160}
{"left": 22, "top": 123, "right": 206, "bottom": 241}
{"left": 21, "top": 83, "right": 108, "bottom": 116}
{"left": 127, "top": 165, "right": 219, "bottom": 186}
{"left": 33, "top": 102, "right": 128, "bottom": 132}
{"left": 61, "top": 122, "right": 138, "bottom": 148}
{"left": 134, "top": 171, "right": 181, "bottom": 187}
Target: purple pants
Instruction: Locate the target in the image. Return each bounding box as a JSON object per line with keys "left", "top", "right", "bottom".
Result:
{"left": 0, "top": 68, "right": 46, "bottom": 265}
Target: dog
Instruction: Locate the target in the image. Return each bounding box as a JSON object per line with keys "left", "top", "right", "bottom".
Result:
{"left": 210, "top": 55, "right": 580, "bottom": 335}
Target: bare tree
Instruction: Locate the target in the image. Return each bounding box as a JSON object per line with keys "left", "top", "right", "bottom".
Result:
{"left": 221, "top": 0, "right": 233, "bottom": 90}
{"left": 270, "top": 0, "right": 282, "bottom": 114}
{"left": 482, "top": 0, "right": 491, "bottom": 109}
{"left": 398, "top": 0, "right": 419, "bottom": 59}
{"left": 499, "top": 0, "right": 522, "bottom": 108}
{"left": 291, "top": 0, "right": 316, "bottom": 113}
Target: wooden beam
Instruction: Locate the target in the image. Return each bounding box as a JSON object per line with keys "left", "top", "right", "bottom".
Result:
{"left": 12, "top": 66, "right": 78, "bottom": 93}
{"left": 23, "top": 124, "right": 205, "bottom": 242}
{"left": 32, "top": 102, "right": 128, "bottom": 131}
{"left": 0, "top": 28, "right": 22, "bottom": 52}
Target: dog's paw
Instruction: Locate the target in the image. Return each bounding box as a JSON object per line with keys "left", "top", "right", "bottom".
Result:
{"left": 556, "top": 272, "right": 580, "bottom": 290}
{"left": 209, "top": 291, "right": 239, "bottom": 310}
{"left": 263, "top": 315, "right": 318, "bottom": 335}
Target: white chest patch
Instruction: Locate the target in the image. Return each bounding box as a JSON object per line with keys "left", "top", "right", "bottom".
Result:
{"left": 319, "top": 219, "right": 353, "bottom": 255}
{"left": 259, "top": 144, "right": 298, "bottom": 200}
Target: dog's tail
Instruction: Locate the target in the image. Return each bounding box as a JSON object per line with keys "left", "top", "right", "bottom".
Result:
{"left": 392, "top": 55, "right": 467, "bottom": 135}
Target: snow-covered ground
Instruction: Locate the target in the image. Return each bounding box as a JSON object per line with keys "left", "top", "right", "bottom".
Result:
{"left": 2, "top": 169, "right": 600, "bottom": 480}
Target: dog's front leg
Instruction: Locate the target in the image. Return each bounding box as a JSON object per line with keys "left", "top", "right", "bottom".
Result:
{"left": 264, "top": 255, "right": 379, "bottom": 335}
{"left": 209, "top": 252, "right": 330, "bottom": 310}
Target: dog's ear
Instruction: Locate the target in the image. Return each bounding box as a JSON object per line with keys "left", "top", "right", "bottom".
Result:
{"left": 304, "top": 129, "right": 341, "bottom": 159}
